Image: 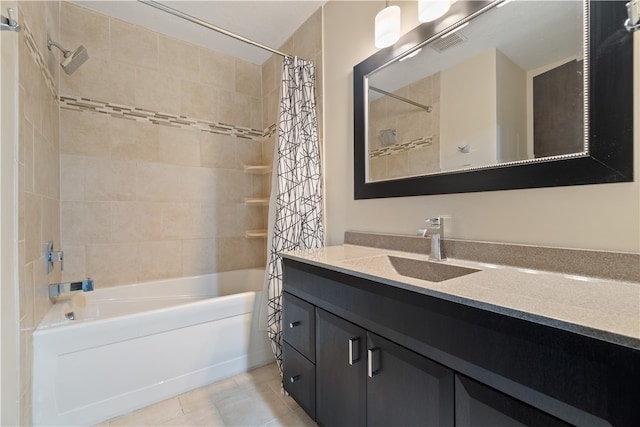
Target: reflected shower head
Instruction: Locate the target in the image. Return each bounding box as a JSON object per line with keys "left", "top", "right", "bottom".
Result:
{"left": 47, "top": 38, "right": 88, "bottom": 75}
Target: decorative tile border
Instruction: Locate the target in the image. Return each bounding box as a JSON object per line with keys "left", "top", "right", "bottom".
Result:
{"left": 21, "top": 17, "right": 58, "bottom": 102}
{"left": 61, "top": 96, "right": 274, "bottom": 141}
{"left": 369, "top": 136, "right": 433, "bottom": 158}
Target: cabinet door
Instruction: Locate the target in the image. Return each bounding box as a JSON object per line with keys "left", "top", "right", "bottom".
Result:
{"left": 367, "top": 332, "right": 454, "bottom": 426}
{"left": 455, "top": 374, "right": 571, "bottom": 427}
{"left": 316, "top": 309, "right": 366, "bottom": 427}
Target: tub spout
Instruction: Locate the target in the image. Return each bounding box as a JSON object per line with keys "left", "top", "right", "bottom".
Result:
{"left": 49, "top": 278, "right": 94, "bottom": 299}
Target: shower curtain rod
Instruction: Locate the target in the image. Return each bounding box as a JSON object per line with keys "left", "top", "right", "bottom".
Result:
{"left": 369, "top": 86, "right": 433, "bottom": 112}
{"left": 138, "top": 0, "right": 297, "bottom": 60}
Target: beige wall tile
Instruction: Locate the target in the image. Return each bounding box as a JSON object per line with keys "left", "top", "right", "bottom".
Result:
{"left": 24, "top": 193, "right": 42, "bottom": 264}
{"left": 218, "top": 90, "right": 251, "bottom": 128}
{"left": 292, "top": 9, "right": 323, "bottom": 62}
{"left": 20, "top": 257, "right": 35, "bottom": 330}
{"left": 200, "top": 133, "right": 236, "bottom": 169}
{"left": 60, "top": 154, "right": 85, "bottom": 201}
{"left": 61, "top": 201, "right": 85, "bottom": 244}
{"left": 236, "top": 138, "right": 263, "bottom": 169}
{"left": 134, "top": 69, "right": 181, "bottom": 115}
{"left": 33, "top": 129, "right": 58, "bottom": 198}
{"left": 84, "top": 157, "right": 137, "bottom": 201}
{"left": 110, "top": 118, "right": 159, "bottom": 162}
{"left": 136, "top": 162, "right": 182, "bottom": 202}
{"left": 217, "top": 237, "right": 266, "bottom": 272}
{"left": 181, "top": 239, "right": 218, "bottom": 276}
{"left": 111, "top": 201, "right": 164, "bottom": 242}
{"left": 159, "top": 35, "right": 200, "bottom": 81}
{"left": 158, "top": 126, "right": 201, "bottom": 167}
{"left": 23, "top": 119, "right": 34, "bottom": 193}
{"left": 250, "top": 97, "right": 262, "bottom": 130}
{"left": 61, "top": 2, "right": 110, "bottom": 63}
{"left": 200, "top": 48, "right": 235, "bottom": 89}
{"left": 162, "top": 203, "right": 216, "bottom": 240}
{"left": 60, "top": 109, "right": 112, "bottom": 157}
{"left": 85, "top": 202, "right": 112, "bottom": 242}
{"left": 60, "top": 244, "right": 87, "bottom": 283}
{"left": 111, "top": 18, "right": 158, "bottom": 70}
{"left": 180, "top": 80, "right": 218, "bottom": 121}
{"left": 213, "top": 169, "right": 253, "bottom": 203}
{"left": 236, "top": 60, "right": 262, "bottom": 98}
{"left": 86, "top": 243, "right": 138, "bottom": 287}
{"left": 178, "top": 166, "right": 217, "bottom": 204}
{"left": 60, "top": 57, "right": 137, "bottom": 106}
{"left": 216, "top": 204, "right": 264, "bottom": 238}
{"left": 137, "top": 240, "right": 183, "bottom": 282}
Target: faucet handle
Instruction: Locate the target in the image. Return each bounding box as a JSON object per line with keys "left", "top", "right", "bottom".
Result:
{"left": 424, "top": 217, "right": 442, "bottom": 229}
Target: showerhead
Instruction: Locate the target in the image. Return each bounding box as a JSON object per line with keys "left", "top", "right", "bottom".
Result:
{"left": 47, "top": 38, "right": 89, "bottom": 75}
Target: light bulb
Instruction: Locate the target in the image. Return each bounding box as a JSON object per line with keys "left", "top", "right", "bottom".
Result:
{"left": 418, "top": 0, "right": 450, "bottom": 23}
{"left": 375, "top": 5, "right": 401, "bottom": 48}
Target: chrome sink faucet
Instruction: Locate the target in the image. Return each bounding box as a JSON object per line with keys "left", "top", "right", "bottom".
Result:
{"left": 419, "top": 217, "right": 446, "bottom": 261}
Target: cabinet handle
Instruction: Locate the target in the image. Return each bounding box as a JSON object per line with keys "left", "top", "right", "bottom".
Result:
{"left": 348, "top": 337, "right": 360, "bottom": 365}
{"left": 289, "top": 321, "right": 301, "bottom": 329}
{"left": 289, "top": 375, "right": 300, "bottom": 383}
{"left": 368, "top": 348, "right": 380, "bottom": 378}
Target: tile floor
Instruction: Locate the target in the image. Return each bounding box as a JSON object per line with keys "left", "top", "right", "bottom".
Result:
{"left": 99, "top": 363, "right": 316, "bottom": 426}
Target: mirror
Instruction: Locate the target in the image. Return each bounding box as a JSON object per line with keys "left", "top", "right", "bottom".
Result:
{"left": 354, "top": 0, "right": 633, "bottom": 199}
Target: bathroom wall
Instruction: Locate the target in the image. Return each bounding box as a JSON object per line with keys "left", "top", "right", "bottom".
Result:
{"left": 323, "top": 1, "right": 640, "bottom": 253}
{"left": 261, "top": 8, "right": 324, "bottom": 174}
{"left": 58, "top": 2, "right": 268, "bottom": 287}
{"left": 16, "top": 1, "right": 62, "bottom": 424}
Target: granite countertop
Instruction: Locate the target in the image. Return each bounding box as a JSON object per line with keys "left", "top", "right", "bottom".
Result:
{"left": 282, "top": 244, "right": 640, "bottom": 351}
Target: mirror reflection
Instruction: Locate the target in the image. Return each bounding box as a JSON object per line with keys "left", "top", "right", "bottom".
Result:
{"left": 366, "top": 0, "right": 585, "bottom": 182}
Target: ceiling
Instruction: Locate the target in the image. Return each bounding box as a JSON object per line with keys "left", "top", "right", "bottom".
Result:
{"left": 370, "top": 0, "right": 583, "bottom": 94}
{"left": 75, "top": 0, "right": 326, "bottom": 64}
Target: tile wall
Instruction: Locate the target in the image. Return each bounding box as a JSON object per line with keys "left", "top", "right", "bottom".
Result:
{"left": 367, "top": 74, "right": 440, "bottom": 181}
{"left": 17, "top": 1, "right": 61, "bottom": 424}
{"left": 58, "top": 2, "right": 270, "bottom": 286}
{"left": 260, "top": 8, "right": 324, "bottom": 174}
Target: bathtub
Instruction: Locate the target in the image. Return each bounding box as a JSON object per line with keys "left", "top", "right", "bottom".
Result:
{"left": 32, "top": 269, "right": 274, "bottom": 426}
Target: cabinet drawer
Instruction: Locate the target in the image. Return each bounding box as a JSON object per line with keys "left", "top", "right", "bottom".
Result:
{"left": 283, "top": 342, "right": 316, "bottom": 420}
{"left": 282, "top": 292, "right": 315, "bottom": 362}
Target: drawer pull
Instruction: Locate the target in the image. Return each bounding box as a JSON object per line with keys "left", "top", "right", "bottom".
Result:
{"left": 348, "top": 337, "right": 360, "bottom": 365}
{"left": 368, "top": 348, "right": 381, "bottom": 378}
{"left": 289, "top": 321, "right": 301, "bottom": 329}
{"left": 289, "top": 375, "right": 300, "bottom": 383}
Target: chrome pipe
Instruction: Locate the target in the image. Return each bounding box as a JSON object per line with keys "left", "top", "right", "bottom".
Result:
{"left": 369, "top": 85, "right": 433, "bottom": 112}
{"left": 138, "top": 0, "right": 296, "bottom": 60}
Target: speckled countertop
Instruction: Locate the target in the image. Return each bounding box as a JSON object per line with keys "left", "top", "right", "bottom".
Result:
{"left": 282, "top": 244, "right": 640, "bottom": 351}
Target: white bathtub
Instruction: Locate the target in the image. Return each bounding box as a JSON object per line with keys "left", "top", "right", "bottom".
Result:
{"left": 32, "top": 269, "right": 274, "bottom": 426}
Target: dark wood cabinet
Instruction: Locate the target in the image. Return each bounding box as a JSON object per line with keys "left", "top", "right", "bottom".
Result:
{"left": 316, "top": 309, "right": 366, "bottom": 427}
{"left": 367, "top": 332, "right": 454, "bottom": 426}
{"left": 455, "top": 374, "right": 570, "bottom": 427}
{"left": 282, "top": 292, "right": 316, "bottom": 420}
{"left": 315, "top": 309, "right": 455, "bottom": 427}
{"left": 282, "top": 257, "right": 640, "bottom": 426}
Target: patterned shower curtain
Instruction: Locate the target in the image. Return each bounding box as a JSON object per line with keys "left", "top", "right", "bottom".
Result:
{"left": 265, "top": 56, "right": 324, "bottom": 373}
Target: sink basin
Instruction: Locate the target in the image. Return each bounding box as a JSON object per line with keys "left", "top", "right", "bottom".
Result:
{"left": 387, "top": 256, "right": 480, "bottom": 282}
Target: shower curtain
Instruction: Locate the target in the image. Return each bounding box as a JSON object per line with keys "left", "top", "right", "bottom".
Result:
{"left": 264, "top": 56, "right": 324, "bottom": 373}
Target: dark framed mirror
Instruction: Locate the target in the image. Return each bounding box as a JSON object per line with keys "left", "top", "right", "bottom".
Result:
{"left": 354, "top": 0, "right": 633, "bottom": 199}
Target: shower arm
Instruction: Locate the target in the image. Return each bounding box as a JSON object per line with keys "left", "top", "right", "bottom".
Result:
{"left": 47, "top": 39, "right": 72, "bottom": 57}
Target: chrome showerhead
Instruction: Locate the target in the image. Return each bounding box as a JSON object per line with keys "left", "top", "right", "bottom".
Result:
{"left": 47, "top": 38, "right": 88, "bottom": 75}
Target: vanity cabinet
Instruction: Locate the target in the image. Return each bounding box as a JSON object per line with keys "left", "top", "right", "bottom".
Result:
{"left": 282, "top": 292, "right": 316, "bottom": 419}
{"left": 282, "top": 257, "right": 640, "bottom": 426}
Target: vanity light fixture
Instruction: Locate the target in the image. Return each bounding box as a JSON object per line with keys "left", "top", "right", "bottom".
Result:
{"left": 418, "top": 0, "right": 451, "bottom": 23}
{"left": 440, "top": 21, "right": 469, "bottom": 38}
{"left": 375, "top": 1, "right": 401, "bottom": 48}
